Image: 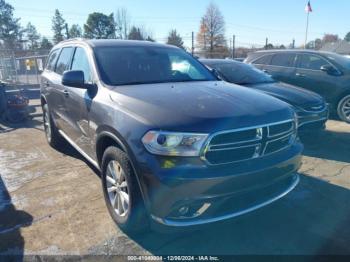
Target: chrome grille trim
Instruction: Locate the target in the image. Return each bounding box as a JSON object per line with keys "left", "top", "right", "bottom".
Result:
{"left": 262, "top": 132, "right": 295, "bottom": 156}
{"left": 267, "top": 121, "right": 294, "bottom": 138}
{"left": 208, "top": 128, "right": 262, "bottom": 151}
{"left": 201, "top": 119, "right": 296, "bottom": 165}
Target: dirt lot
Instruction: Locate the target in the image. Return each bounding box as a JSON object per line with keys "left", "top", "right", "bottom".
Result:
{"left": 0, "top": 99, "right": 349, "bottom": 257}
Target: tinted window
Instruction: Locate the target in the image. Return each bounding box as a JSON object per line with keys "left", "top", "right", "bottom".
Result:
{"left": 325, "top": 53, "right": 350, "bottom": 70}
{"left": 270, "top": 53, "right": 296, "bottom": 67}
{"left": 298, "top": 54, "right": 331, "bottom": 70}
{"left": 210, "top": 62, "right": 275, "bottom": 85}
{"left": 46, "top": 49, "right": 60, "bottom": 71}
{"left": 55, "top": 47, "right": 73, "bottom": 75}
{"left": 95, "top": 46, "right": 216, "bottom": 85}
{"left": 71, "top": 47, "right": 92, "bottom": 82}
{"left": 253, "top": 55, "right": 273, "bottom": 65}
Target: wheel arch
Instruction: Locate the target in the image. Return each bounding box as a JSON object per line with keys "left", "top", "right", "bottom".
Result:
{"left": 40, "top": 94, "right": 47, "bottom": 106}
{"left": 95, "top": 127, "right": 148, "bottom": 207}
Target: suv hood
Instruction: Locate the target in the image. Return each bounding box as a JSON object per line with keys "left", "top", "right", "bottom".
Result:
{"left": 109, "top": 81, "right": 294, "bottom": 133}
{"left": 244, "top": 82, "right": 325, "bottom": 109}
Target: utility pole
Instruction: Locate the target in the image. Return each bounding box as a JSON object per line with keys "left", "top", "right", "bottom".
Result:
{"left": 265, "top": 37, "right": 268, "bottom": 49}
{"left": 232, "top": 35, "right": 236, "bottom": 59}
{"left": 65, "top": 23, "right": 70, "bottom": 39}
{"left": 292, "top": 39, "right": 295, "bottom": 49}
{"left": 191, "top": 31, "right": 194, "bottom": 56}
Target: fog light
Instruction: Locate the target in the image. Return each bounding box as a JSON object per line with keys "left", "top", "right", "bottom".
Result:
{"left": 179, "top": 206, "right": 189, "bottom": 216}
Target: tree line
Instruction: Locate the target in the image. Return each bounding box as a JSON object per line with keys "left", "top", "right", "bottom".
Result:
{"left": 1, "top": 0, "right": 350, "bottom": 56}
{"left": 0, "top": 0, "right": 186, "bottom": 51}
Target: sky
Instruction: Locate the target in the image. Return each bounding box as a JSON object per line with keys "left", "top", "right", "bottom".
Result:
{"left": 7, "top": 0, "right": 350, "bottom": 49}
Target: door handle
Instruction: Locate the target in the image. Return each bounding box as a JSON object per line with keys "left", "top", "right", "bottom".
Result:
{"left": 63, "top": 90, "right": 69, "bottom": 98}
{"left": 262, "top": 69, "right": 269, "bottom": 73}
{"left": 296, "top": 73, "right": 305, "bottom": 77}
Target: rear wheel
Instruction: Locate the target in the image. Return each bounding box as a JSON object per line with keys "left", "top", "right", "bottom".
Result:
{"left": 101, "top": 146, "right": 149, "bottom": 233}
{"left": 42, "top": 103, "right": 64, "bottom": 148}
{"left": 337, "top": 94, "right": 350, "bottom": 123}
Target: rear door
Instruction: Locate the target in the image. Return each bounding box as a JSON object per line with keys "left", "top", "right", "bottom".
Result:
{"left": 294, "top": 53, "right": 341, "bottom": 99}
{"left": 41, "top": 49, "right": 61, "bottom": 123}
{"left": 51, "top": 47, "right": 74, "bottom": 132}
{"left": 263, "top": 53, "right": 297, "bottom": 84}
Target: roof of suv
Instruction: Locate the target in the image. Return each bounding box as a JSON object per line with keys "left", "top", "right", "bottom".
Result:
{"left": 55, "top": 38, "right": 178, "bottom": 49}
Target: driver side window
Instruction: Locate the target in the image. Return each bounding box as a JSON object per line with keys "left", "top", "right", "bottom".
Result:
{"left": 298, "top": 54, "right": 330, "bottom": 71}
{"left": 71, "top": 47, "right": 92, "bottom": 83}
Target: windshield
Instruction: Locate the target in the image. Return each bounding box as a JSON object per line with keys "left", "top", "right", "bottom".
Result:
{"left": 325, "top": 53, "right": 350, "bottom": 70}
{"left": 95, "top": 46, "right": 216, "bottom": 85}
{"left": 209, "top": 62, "right": 275, "bottom": 85}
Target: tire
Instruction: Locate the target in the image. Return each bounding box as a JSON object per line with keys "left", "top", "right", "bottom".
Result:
{"left": 101, "top": 146, "right": 149, "bottom": 233}
{"left": 337, "top": 94, "right": 350, "bottom": 123}
{"left": 42, "top": 103, "right": 64, "bottom": 148}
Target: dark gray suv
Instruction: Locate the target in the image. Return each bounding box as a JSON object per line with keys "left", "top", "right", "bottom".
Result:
{"left": 245, "top": 50, "right": 350, "bottom": 123}
{"left": 41, "top": 39, "right": 302, "bottom": 232}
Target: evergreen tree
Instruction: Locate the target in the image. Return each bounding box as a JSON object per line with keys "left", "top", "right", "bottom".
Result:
{"left": 25, "top": 22, "right": 40, "bottom": 49}
{"left": 40, "top": 37, "right": 53, "bottom": 50}
{"left": 69, "top": 24, "right": 82, "bottom": 38}
{"left": 0, "top": 0, "right": 23, "bottom": 49}
{"left": 84, "top": 12, "right": 115, "bottom": 39}
{"left": 167, "top": 29, "right": 184, "bottom": 48}
{"left": 52, "top": 9, "right": 66, "bottom": 43}
{"left": 128, "top": 26, "right": 144, "bottom": 40}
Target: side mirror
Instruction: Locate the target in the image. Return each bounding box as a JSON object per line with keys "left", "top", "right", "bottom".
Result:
{"left": 320, "top": 65, "right": 341, "bottom": 76}
{"left": 62, "top": 70, "right": 86, "bottom": 88}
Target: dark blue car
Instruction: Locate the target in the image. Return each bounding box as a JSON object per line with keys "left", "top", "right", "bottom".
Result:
{"left": 201, "top": 59, "right": 329, "bottom": 131}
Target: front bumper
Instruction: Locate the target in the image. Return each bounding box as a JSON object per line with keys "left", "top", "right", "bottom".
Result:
{"left": 136, "top": 142, "right": 303, "bottom": 227}
{"left": 297, "top": 105, "right": 329, "bottom": 131}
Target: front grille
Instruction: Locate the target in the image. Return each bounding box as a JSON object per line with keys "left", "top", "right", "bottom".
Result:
{"left": 203, "top": 120, "right": 296, "bottom": 165}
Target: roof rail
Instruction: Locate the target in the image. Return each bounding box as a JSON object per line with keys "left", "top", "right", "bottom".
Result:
{"left": 58, "top": 38, "right": 87, "bottom": 44}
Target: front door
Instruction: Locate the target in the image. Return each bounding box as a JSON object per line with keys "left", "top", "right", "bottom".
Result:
{"left": 294, "top": 53, "right": 342, "bottom": 101}
{"left": 63, "top": 47, "right": 95, "bottom": 156}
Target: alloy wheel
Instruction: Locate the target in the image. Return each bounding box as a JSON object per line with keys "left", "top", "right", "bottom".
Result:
{"left": 106, "top": 160, "right": 130, "bottom": 217}
{"left": 340, "top": 96, "right": 350, "bottom": 122}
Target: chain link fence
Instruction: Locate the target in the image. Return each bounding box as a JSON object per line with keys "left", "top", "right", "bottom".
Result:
{"left": 0, "top": 49, "right": 49, "bottom": 86}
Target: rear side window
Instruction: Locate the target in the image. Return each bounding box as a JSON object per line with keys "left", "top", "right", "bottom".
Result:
{"left": 55, "top": 47, "right": 73, "bottom": 75}
{"left": 270, "top": 53, "right": 296, "bottom": 67}
{"left": 298, "top": 54, "right": 330, "bottom": 70}
{"left": 46, "top": 49, "right": 60, "bottom": 71}
{"left": 253, "top": 54, "right": 273, "bottom": 65}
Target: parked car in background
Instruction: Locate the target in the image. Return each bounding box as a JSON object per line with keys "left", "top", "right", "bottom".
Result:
{"left": 201, "top": 59, "right": 328, "bottom": 131}
{"left": 41, "top": 39, "right": 302, "bottom": 232}
{"left": 245, "top": 50, "right": 350, "bottom": 123}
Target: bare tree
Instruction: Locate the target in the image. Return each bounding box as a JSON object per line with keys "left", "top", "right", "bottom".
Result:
{"left": 197, "top": 2, "right": 227, "bottom": 58}
{"left": 115, "top": 8, "right": 130, "bottom": 39}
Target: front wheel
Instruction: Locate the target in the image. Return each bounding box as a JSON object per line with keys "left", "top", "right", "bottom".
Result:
{"left": 101, "top": 146, "right": 149, "bottom": 233}
{"left": 337, "top": 94, "right": 350, "bottom": 123}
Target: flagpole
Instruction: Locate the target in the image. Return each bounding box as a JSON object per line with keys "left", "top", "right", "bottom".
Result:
{"left": 304, "top": 11, "right": 309, "bottom": 48}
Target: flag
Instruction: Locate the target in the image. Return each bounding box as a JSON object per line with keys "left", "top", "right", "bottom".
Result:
{"left": 305, "top": 1, "right": 313, "bottom": 13}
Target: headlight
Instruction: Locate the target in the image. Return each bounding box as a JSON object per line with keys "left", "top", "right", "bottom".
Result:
{"left": 142, "top": 131, "right": 208, "bottom": 156}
